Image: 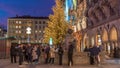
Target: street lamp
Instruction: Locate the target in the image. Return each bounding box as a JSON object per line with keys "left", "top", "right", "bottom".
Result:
{"left": 26, "top": 27, "right": 31, "bottom": 43}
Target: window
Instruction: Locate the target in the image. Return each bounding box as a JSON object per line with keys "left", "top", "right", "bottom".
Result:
{"left": 39, "top": 21, "right": 41, "bottom": 24}
{"left": 19, "top": 26, "right": 21, "bottom": 28}
{"left": 35, "top": 34, "right": 37, "bottom": 40}
{"left": 35, "top": 21, "right": 38, "bottom": 24}
{"left": 43, "top": 26, "right": 45, "bottom": 29}
{"left": 39, "top": 26, "right": 41, "bottom": 29}
{"left": 35, "top": 25, "right": 38, "bottom": 29}
{"left": 35, "top": 30, "right": 38, "bottom": 33}
{"left": 43, "top": 21, "right": 46, "bottom": 24}
{"left": 43, "top": 31, "right": 45, "bottom": 33}
{"left": 16, "top": 26, "right": 18, "bottom": 28}
{"left": 19, "top": 21, "right": 21, "bottom": 24}
{"left": 39, "top": 30, "right": 41, "bottom": 33}
{"left": 16, "top": 21, "right": 18, "bottom": 24}
{"left": 19, "top": 31, "right": 21, "bottom": 33}
{"left": 16, "top": 31, "right": 18, "bottom": 33}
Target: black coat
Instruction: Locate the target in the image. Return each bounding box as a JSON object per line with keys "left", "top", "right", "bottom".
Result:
{"left": 58, "top": 47, "right": 64, "bottom": 55}
{"left": 89, "top": 46, "right": 100, "bottom": 56}
{"left": 10, "top": 45, "right": 17, "bottom": 56}
{"left": 68, "top": 44, "right": 74, "bottom": 55}
{"left": 18, "top": 47, "right": 24, "bottom": 56}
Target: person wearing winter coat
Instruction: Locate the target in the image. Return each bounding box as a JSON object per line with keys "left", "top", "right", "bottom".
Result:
{"left": 49, "top": 46, "right": 56, "bottom": 64}
{"left": 58, "top": 46, "right": 64, "bottom": 65}
{"left": 10, "top": 45, "right": 17, "bottom": 63}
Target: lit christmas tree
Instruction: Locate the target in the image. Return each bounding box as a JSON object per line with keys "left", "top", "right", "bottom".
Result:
{"left": 43, "top": 0, "right": 69, "bottom": 45}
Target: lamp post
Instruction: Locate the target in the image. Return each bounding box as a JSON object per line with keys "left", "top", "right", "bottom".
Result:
{"left": 26, "top": 27, "right": 31, "bottom": 43}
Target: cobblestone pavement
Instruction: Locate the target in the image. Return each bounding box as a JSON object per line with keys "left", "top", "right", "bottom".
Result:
{"left": 0, "top": 59, "right": 120, "bottom": 68}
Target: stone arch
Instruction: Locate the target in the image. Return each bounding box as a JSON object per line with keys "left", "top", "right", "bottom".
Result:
{"left": 102, "top": 28, "right": 109, "bottom": 53}
{"left": 102, "top": 28, "right": 108, "bottom": 42}
{"left": 110, "top": 26, "right": 118, "bottom": 41}
{"left": 83, "top": 33, "right": 89, "bottom": 48}
{"left": 109, "top": 26, "right": 118, "bottom": 57}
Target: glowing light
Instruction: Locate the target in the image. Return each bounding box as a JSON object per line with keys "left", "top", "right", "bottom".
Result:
{"left": 65, "top": 0, "right": 69, "bottom": 21}
{"left": 73, "top": 0, "right": 77, "bottom": 10}
{"left": 64, "top": 0, "right": 77, "bottom": 21}
{"left": 49, "top": 37, "right": 53, "bottom": 45}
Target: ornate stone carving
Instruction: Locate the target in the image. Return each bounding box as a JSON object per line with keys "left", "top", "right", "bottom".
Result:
{"left": 87, "top": 18, "right": 94, "bottom": 27}
{"left": 108, "top": 0, "right": 118, "bottom": 15}
{"left": 94, "top": 4, "right": 106, "bottom": 21}
{"left": 99, "top": 0, "right": 117, "bottom": 18}
{"left": 94, "top": 5, "right": 102, "bottom": 21}
{"left": 88, "top": 8, "right": 98, "bottom": 24}
{"left": 99, "top": 0, "right": 111, "bottom": 18}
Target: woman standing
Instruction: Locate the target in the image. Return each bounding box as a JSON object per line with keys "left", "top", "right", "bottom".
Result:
{"left": 49, "top": 46, "right": 56, "bottom": 64}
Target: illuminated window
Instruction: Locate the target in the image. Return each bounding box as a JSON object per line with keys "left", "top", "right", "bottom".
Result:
{"left": 19, "top": 26, "right": 21, "bottom": 28}
{"left": 19, "top": 21, "right": 21, "bottom": 24}
{"left": 16, "top": 26, "right": 18, "bottom": 28}
{"left": 35, "top": 30, "right": 38, "bottom": 33}
{"left": 16, "top": 21, "right": 18, "bottom": 24}
{"left": 19, "top": 31, "right": 21, "bottom": 33}
{"left": 39, "top": 40, "right": 41, "bottom": 43}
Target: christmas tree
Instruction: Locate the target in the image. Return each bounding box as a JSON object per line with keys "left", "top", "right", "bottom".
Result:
{"left": 43, "top": 0, "right": 69, "bottom": 45}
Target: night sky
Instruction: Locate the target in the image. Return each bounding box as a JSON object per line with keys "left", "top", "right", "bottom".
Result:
{"left": 0, "top": 0, "right": 55, "bottom": 28}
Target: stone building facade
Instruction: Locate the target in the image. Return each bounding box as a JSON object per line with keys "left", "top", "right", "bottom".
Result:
{"left": 7, "top": 16, "right": 48, "bottom": 44}
{"left": 62, "top": 0, "right": 120, "bottom": 57}
{"left": 81, "top": 0, "right": 120, "bottom": 57}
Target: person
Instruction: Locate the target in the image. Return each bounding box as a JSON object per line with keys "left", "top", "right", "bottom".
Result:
{"left": 58, "top": 46, "right": 64, "bottom": 65}
{"left": 68, "top": 42, "right": 74, "bottom": 66}
{"left": 45, "top": 45, "right": 50, "bottom": 64}
{"left": 88, "top": 45, "right": 101, "bottom": 65}
{"left": 10, "top": 45, "right": 17, "bottom": 63}
{"left": 26, "top": 44, "right": 33, "bottom": 64}
{"left": 49, "top": 46, "right": 56, "bottom": 64}
{"left": 114, "top": 45, "right": 119, "bottom": 58}
{"left": 18, "top": 44, "right": 24, "bottom": 67}
{"left": 84, "top": 46, "right": 88, "bottom": 52}
{"left": 32, "top": 45, "right": 38, "bottom": 64}
{"left": 36, "top": 45, "right": 41, "bottom": 63}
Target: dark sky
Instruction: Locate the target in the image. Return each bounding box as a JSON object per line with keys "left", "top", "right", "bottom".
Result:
{"left": 0, "top": 0, "right": 55, "bottom": 27}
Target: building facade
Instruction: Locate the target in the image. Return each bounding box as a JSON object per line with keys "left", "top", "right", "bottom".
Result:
{"left": 7, "top": 16, "right": 49, "bottom": 44}
{"left": 63, "top": 0, "right": 120, "bottom": 58}
{"left": 84, "top": 0, "right": 120, "bottom": 57}
{"left": 0, "top": 27, "right": 7, "bottom": 38}
{"left": 62, "top": 0, "right": 87, "bottom": 52}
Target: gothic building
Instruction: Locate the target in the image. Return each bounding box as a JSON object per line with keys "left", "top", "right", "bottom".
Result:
{"left": 83, "top": 0, "right": 120, "bottom": 57}
{"left": 62, "top": 0, "right": 120, "bottom": 57}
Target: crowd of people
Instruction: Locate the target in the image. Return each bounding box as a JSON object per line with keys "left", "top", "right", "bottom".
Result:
{"left": 10, "top": 42, "right": 74, "bottom": 67}
{"left": 10, "top": 41, "right": 120, "bottom": 67}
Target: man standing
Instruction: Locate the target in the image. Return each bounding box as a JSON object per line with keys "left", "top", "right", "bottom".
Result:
{"left": 10, "top": 45, "right": 17, "bottom": 63}
{"left": 68, "top": 42, "right": 74, "bottom": 66}
{"left": 26, "top": 44, "right": 33, "bottom": 64}
{"left": 18, "top": 44, "right": 24, "bottom": 67}
{"left": 58, "top": 46, "right": 64, "bottom": 65}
